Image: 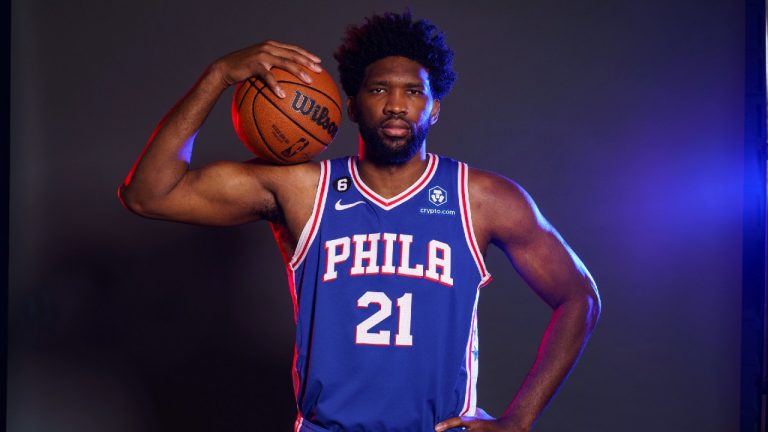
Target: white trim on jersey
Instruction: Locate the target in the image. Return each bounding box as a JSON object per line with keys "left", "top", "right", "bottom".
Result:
{"left": 294, "top": 413, "right": 303, "bottom": 432}
{"left": 457, "top": 162, "right": 492, "bottom": 286}
{"left": 290, "top": 160, "right": 331, "bottom": 270}
{"left": 287, "top": 161, "right": 330, "bottom": 409}
{"left": 349, "top": 153, "right": 439, "bottom": 210}
{"left": 460, "top": 289, "right": 481, "bottom": 416}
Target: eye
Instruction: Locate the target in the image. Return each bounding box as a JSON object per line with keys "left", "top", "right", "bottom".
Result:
{"left": 369, "top": 87, "right": 385, "bottom": 94}
{"left": 407, "top": 89, "right": 425, "bottom": 95}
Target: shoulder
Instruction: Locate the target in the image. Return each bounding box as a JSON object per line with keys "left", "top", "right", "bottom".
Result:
{"left": 467, "top": 166, "right": 545, "bottom": 249}
{"left": 467, "top": 167, "right": 531, "bottom": 209}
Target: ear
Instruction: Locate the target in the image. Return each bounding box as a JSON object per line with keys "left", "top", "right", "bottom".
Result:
{"left": 347, "top": 97, "right": 359, "bottom": 123}
{"left": 429, "top": 99, "right": 441, "bottom": 125}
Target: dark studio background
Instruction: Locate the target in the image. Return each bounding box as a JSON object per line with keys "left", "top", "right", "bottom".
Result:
{"left": 9, "top": 0, "right": 745, "bottom": 431}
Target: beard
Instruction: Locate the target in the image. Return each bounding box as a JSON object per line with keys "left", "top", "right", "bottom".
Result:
{"left": 358, "top": 117, "right": 430, "bottom": 166}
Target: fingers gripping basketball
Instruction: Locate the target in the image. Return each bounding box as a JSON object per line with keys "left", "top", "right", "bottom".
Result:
{"left": 232, "top": 66, "right": 343, "bottom": 164}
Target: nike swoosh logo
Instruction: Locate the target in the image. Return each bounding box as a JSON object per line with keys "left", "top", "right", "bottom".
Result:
{"left": 335, "top": 199, "right": 366, "bottom": 211}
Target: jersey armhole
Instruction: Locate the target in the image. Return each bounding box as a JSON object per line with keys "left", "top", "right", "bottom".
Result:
{"left": 289, "top": 160, "right": 330, "bottom": 269}
{"left": 458, "top": 162, "right": 492, "bottom": 287}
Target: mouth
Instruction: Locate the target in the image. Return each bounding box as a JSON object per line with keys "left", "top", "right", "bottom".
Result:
{"left": 380, "top": 119, "right": 411, "bottom": 138}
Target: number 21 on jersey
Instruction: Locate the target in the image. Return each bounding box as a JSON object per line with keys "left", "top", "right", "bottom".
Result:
{"left": 355, "top": 291, "right": 413, "bottom": 346}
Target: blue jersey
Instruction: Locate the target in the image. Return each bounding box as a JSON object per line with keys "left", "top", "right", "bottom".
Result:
{"left": 285, "top": 154, "right": 491, "bottom": 432}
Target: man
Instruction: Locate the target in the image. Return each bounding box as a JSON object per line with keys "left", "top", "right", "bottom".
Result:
{"left": 119, "top": 11, "right": 600, "bottom": 432}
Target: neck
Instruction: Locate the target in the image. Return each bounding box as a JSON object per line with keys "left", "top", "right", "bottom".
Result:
{"left": 357, "top": 136, "right": 428, "bottom": 199}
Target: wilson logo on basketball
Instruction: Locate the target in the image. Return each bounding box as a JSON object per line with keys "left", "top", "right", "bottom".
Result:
{"left": 290, "top": 91, "right": 339, "bottom": 137}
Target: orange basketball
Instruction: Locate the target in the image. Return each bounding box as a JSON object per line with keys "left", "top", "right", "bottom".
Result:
{"left": 231, "top": 66, "right": 343, "bottom": 164}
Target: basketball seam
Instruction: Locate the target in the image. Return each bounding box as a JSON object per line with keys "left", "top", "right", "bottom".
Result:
{"left": 248, "top": 81, "right": 293, "bottom": 163}
{"left": 237, "top": 77, "right": 265, "bottom": 112}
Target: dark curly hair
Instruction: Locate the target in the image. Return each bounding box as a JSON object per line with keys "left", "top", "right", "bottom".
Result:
{"left": 334, "top": 11, "right": 457, "bottom": 100}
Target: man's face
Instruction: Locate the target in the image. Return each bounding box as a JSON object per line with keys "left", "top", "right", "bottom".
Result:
{"left": 348, "top": 56, "right": 441, "bottom": 165}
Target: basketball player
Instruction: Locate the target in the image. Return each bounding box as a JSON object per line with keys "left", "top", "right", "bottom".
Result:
{"left": 119, "top": 12, "right": 600, "bottom": 432}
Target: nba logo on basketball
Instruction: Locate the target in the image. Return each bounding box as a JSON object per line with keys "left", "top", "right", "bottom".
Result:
{"left": 429, "top": 186, "right": 447, "bottom": 206}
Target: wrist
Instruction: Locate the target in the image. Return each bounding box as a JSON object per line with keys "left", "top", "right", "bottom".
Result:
{"left": 498, "top": 414, "right": 533, "bottom": 432}
{"left": 204, "top": 61, "right": 234, "bottom": 92}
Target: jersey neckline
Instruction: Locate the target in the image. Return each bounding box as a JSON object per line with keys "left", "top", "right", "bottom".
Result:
{"left": 348, "top": 153, "right": 439, "bottom": 211}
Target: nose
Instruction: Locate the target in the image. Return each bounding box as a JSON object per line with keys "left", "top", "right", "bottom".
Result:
{"left": 384, "top": 90, "right": 406, "bottom": 116}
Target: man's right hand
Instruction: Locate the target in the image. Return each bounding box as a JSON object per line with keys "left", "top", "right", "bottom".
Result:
{"left": 210, "top": 40, "right": 323, "bottom": 98}
{"left": 119, "top": 40, "right": 324, "bottom": 236}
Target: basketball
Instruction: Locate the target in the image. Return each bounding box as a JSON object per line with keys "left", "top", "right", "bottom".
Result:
{"left": 231, "top": 66, "right": 343, "bottom": 164}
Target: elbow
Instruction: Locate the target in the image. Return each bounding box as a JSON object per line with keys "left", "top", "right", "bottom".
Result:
{"left": 588, "top": 294, "right": 601, "bottom": 331}
{"left": 117, "top": 182, "right": 151, "bottom": 216}
{"left": 583, "top": 283, "right": 601, "bottom": 332}
{"left": 558, "top": 280, "right": 600, "bottom": 333}
{"left": 553, "top": 283, "right": 601, "bottom": 334}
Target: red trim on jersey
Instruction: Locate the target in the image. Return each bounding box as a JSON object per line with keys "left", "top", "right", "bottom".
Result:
{"left": 287, "top": 267, "right": 299, "bottom": 322}
{"left": 349, "top": 153, "right": 438, "bottom": 210}
{"left": 287, "top": 266, "right": 302, "bottom": 409}
{"left": 290, "top": 160, "right": 330, "bottom": 269}
{"left": 458, "top": 162, "right": 491, "bottom": 284}
{"left": 294, "top": 413, "right": 303, "bottom": 432}
{"left": 287, "top": 162, "right": 329, "bottom": 429}
{"left": 292, "top": 335, "right": 300, "bottom": 394}
{"left": 288, "top": 266, "right": 304, "bottom": 431}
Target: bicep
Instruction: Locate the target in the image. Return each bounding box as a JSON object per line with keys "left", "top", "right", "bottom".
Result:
{"left": 135, "top": 160, "right": 277, "bottom": 226}
{"left": 475, "top": 173, "right": 595, "bottom": 308}
{"left": 497, "top": 216, "right": 594, "bottom": 308}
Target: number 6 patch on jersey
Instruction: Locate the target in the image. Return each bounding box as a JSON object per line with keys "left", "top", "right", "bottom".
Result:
{"left": 334, "top": 176, "right": 351, "bottom": 192}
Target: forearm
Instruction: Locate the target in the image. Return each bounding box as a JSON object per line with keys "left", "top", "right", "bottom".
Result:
{"left": 499, "top": 293, "right": 600, "bottom": 431}
{"left": 119, "top": 65, "right": 228, "bottom": 211}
